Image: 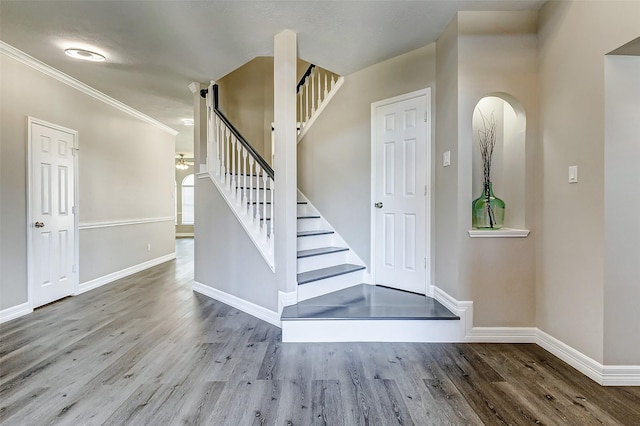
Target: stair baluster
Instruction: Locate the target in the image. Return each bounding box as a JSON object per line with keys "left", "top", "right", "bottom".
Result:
{"left": 204, "top": 82, "right": 275, "bottom": 269}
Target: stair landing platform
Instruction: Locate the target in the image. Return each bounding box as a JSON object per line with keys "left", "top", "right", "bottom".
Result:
{"left": 281, "top": 284, "right": 464, "bottom": 343}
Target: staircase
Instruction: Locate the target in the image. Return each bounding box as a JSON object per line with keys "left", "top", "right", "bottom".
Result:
{"left": 201, "top": 63, "right": 461, "bottom": 343}
{"left": 296, "top": 192, "right": 366, "bottom": 302}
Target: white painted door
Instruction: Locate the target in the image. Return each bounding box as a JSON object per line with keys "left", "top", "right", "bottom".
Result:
{"left": 373, "top": 91, "right": 429, "bottom": 294}
{"left": 29, "top": 119, "right": 77, "bottom": 308}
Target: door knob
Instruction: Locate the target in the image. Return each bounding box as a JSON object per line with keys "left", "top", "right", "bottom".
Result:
{"left": 35, "top": 221, "right": 45, "bottom": 228}
{"left": 374, "top": 202, "right": 383, "bottom": 208}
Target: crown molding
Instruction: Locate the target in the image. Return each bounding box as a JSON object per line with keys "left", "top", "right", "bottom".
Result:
{"left": 0, "top": 41, "right": 178, "bottom": 136}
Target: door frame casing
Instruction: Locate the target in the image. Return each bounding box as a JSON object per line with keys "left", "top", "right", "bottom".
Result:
{"left": 26, "top": 117, "right": 80, "bottom": 308}
{"left": 369, "top": 88, "right": 432, "bottom": 294}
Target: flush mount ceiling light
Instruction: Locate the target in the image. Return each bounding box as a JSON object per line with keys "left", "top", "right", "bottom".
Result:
{"left": 64, "top": 48, "right": 106, "bottom": 62}
{"left": 182, "top": 119, "right": 194, "bottom": 126}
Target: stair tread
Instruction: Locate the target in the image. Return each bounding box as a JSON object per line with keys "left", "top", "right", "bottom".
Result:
{"left": 297, "top": 230, "right": 334, "bottom": 237}
{"left": 281, "top": 284, "right": 460, "bottom": 321}
{"left": 297, "top": 264, "right": 365, "bottom": 285}
{"left": 297, "top": 246, "right": 349, "bottom": 258}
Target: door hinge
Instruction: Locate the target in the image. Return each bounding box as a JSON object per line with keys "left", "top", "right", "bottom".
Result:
{"left": 424, "top": 185, "right": 427, "bottom": 196}
{"left": 72, "top": 206, "right": 76, "bottom": 214}
{"left": 424, "top": 112, "right": 427, "bottom": 123}
{"left": 424, "top": 257, "right": 427, "bottom": 269}
{"left": 72, "top": 264, "right": 77, "bottom": 273}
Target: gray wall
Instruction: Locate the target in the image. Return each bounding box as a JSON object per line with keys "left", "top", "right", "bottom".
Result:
{"left": 435, "top": 11, "right": 538, "bottom": 327}
{"left": 194, "top": 176, "right": 278, "bottom": 312}
{"left": 298, "top": 44, "right": 437, "bottom": 267}
{"left": 217, "top": 57, "right": 310, "bottom": 165}
{"left": 604, "top": 55, "right": 640, "bottom": 365}
{"left": 0, "top": 53, "right": 175, "bottom": 310}
{"left": 537, "top": 0, "right": 640, "bottom": 364}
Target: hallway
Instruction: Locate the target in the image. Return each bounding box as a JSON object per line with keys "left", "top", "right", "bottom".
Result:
{"left": 1, "top": 239, "right": 638, "bottom": 425}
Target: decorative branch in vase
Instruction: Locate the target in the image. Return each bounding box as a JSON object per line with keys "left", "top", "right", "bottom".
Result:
{"left": 472, "top": 111, "right": 505, "bottom": 229}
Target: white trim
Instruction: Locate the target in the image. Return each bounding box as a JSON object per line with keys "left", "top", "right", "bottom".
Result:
{"left": 193, "top": 281, "right": 280, "bottom": 328}
{"left": 432, "top": 285, "right": 474, "bottom": 338}
{"left": 535, "top": 329, "right": 605, "bottom": 384}
{"left": 278, "top": 290, "right": 297, "bottom": 315}
{"left": 0, "top": 302, "right": 33, "bottom": 324}
{"left": 468, "top": 228, "right": 530, "bottom": 238}
{"left": 79, "top": 217, "right": 175, "bottom": 230}
{"left": 27, "top": 117, "right": 80, "bottom": 307}
{"left": 432, "top": 285, "right": 640, "bottom": 386}
{"left": 297, "top": 76, "right": 345, "bottom": 142}
{"left": 1, "top": 41, "right": 178, "bottom": 136}
{"left": 601, "top": 365, "right": 640, "bottom": 386}
{"left": 467, "top": 327, "right": 537, "bottom": 343}
{"left": 370, "top": 88, "right": 431, "bottom": 295}
{"left": 77, "top": 253, "right": 176, "bottom": 294}
{"left": 282, "top": 318, "right": 463, "bottom": 343}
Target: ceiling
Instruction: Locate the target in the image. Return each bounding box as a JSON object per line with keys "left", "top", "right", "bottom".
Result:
{"left": 1, "top": 1, "right": 544, "bottom": 157}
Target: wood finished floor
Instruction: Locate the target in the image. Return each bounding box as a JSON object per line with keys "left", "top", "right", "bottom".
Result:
{"left": 1, "top": 239, "right": 639, "bottom": 425}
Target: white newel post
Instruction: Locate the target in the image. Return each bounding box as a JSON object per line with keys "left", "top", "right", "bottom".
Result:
{"left": 274, "top": 30, "right": 298, "bottom": 293}
{"left": 188, "top": 82, "right": 208, "bottom": 173}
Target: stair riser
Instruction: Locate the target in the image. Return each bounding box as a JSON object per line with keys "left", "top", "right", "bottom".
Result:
{"left": 297, "top": 251, "right": 349, "bottom": 274}
{"left": 296, "top": 218, "right": 323, "bottom": 232}
{"left": 297, "top": 234, "right": 336, "bottom": 250}
{"left": 282, "top": 319, "right": 464, "bottom": 343}
{"left": 297, "top": 204, "right": 313, "bottom": 216}
{"left": 297, "top": 270, "right": 364, "bottom": 302}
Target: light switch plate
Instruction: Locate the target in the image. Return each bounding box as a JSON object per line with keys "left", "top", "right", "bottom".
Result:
{"left": 569, "top": 165, "right": 578, "bottom": 183}
{"left": 443, "top": 151, "right": 451, "bottom": 167}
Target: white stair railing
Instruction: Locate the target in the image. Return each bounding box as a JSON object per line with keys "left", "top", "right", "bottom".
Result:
{"left": 296, "top": 65, "right": 344, "bottom": 142}
{"left": 205, "top": 83, "right": 275, "bottom": 270}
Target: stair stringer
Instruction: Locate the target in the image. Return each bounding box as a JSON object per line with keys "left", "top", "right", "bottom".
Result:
{"left": 204, "top": 171, "right": 275, "bottom": 271}
{"left": 296, "top": 189, "right": 369, "bottom": 302}
{"left": 297, "top": 76, "right": 344, "bottom": 143}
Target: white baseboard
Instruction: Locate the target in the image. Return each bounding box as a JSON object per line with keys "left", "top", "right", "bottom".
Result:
{"left": 77, "top": 253, "right": 176, "bottom": 294}
{"left": 193, "top": 281, "right": 280, "bottom": 328}
{"left": 601, "top": 365, "right": 640, "bottom": 386}
{"left": 467, "top": 327, "right": 538, "bottom": 343}
{"left": 535, "top": 329, "right": 640, "bottom": 386}
{"left": 431, "top": 285, "right": 640, "bottom": 386}
{"left": 0, "top": 302, "right": 33, "bottom": 324}
{"left": 432, "top": 286, "right": 474, "bottom": 339}
{"left": 277, "top": 290, "right": 297, "bottom": 315}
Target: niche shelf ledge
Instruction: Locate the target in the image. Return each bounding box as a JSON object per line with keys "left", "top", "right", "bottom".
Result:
{"left": 468, "top": 228, "right": 530, "bottom": 238}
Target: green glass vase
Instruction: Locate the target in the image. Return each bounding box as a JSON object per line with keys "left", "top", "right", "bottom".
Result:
{"left": 472, "top": 182, "right": 505, "bottom": 229}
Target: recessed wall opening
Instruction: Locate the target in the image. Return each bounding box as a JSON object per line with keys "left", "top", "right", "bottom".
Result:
{"left": 471, "top": 94, "right": 526, "bottom": 229}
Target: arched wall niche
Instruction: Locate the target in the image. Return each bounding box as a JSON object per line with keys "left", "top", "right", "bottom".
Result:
{"left": 471, "top": 93, "right": 526, "bottom": 229}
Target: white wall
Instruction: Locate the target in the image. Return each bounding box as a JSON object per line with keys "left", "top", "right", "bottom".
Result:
{"left": 604, "top": 54, "right": 640, "bottom": 365}
{"left": 537, "top": 0, "right": 640, "bottom": 364}
{"left": 0, "top": 51, "right": 175, "bottom": 310}
{"left": 298, "top": 44, "right": 437, "bottom": 267}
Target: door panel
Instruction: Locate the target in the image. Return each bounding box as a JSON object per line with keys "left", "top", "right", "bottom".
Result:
{"left": 374, "top": 94, "right": 428, "bottom": 294}
{"left": 30, "top": 120, "right": 77, "bottom": 308}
